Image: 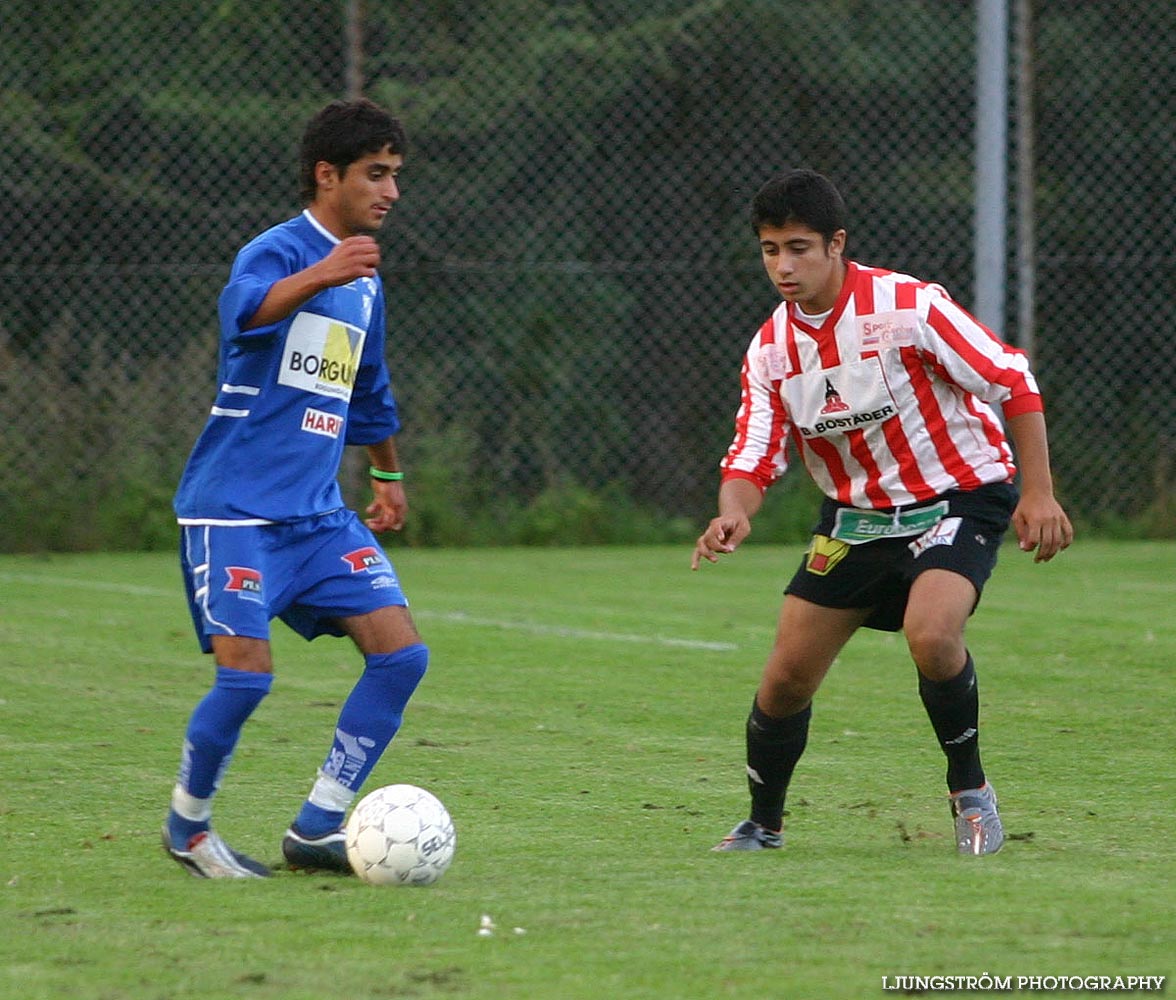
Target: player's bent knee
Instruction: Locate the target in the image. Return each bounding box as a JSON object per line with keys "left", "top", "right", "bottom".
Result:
{"left": 209, "top": 635, "right": 273, "bottom": 673}
{"left": 364, "top": 643, "right": 429, "bottom": 703}
{"left": 759, "top": 668, "right": 823, "bottom": 714}
{"left": 906, "top": 630, "right": 966, "bottom": 678}
{"left": 344, "top": 605, "right": 422, "bottom": 653}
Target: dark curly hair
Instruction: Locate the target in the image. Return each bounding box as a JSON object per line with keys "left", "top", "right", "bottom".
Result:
{"left": 750, "top": 169, "right": 847, "bottom": 246}
{"left": 298, "top": 99, "right": 407, "bottom": 205}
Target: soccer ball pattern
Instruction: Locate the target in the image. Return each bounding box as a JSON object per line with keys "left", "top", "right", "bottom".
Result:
{"left": 345, "top": 784, "right": 456, "bottom": 886}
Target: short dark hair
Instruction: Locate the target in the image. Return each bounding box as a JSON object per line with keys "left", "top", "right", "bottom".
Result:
{"left": 750, "top": 169, "right": 847, "bottom": 244}
{"left": 298, "top": 99, "right": 407, "bottom": 204}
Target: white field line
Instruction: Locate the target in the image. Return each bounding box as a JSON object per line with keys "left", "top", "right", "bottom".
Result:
{"left": 412, "top": 609, "right": 737, "bottom": 651}
{"left": 0, "top": 572, "right": 738, "bottom": 652}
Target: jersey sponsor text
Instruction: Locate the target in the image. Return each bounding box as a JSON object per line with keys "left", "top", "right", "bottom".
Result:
{"left": 799, "top": 404, "right": 895, "bottom": 438}
{"left": 279, "top": 312, "right": 365, "bottom": 401}
{"left": 858, "top": 310, "right": 918, "bottom": 350}
{"left": 301, "top": 407, "right": 343, "bottom": 438}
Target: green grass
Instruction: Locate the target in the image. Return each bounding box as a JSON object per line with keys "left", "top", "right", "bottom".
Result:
{"left": 1, "top": 541, "right": 1173, "bottom": 999}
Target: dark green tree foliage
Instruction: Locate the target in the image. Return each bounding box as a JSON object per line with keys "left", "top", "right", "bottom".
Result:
{"left": 1, "top": 0, "right": 1172, "bottom": 549}
{"left": 359, "top": 1, "right": 979, "bottom": 513}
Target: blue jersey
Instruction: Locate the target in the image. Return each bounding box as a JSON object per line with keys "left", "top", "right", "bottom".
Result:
{"left": 175, "top": 210, "right": 400, "bottom": 524}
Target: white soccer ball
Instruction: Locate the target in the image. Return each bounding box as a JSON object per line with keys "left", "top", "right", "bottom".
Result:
{"left": 345, "top": 784, "right": 456, "bottom": 886}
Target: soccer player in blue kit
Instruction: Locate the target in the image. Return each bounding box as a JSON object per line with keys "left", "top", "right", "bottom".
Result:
{"left": 162, "top": 99, "right": 427, "bottom": 877}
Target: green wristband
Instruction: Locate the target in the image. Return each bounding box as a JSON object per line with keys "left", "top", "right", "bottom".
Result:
{"left": 369, "top": 467, "right": 404, "bottom": 482}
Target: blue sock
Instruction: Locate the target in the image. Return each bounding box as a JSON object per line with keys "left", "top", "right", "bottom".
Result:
{"left": 294, "top": 644, "right": 428, "bottom": 836}
{"left": 169, "top": 666, "right": 272, "bottom": 844}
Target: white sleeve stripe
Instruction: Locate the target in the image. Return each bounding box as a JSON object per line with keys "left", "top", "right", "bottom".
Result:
{"left": 220, "top": 383, "right": 261, "bottom": 395}
{"left": 210, "top": 406, "right": 250, "bottom": 418}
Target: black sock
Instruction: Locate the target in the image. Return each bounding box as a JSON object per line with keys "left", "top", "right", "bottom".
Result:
{"left": 745, "top": 700, "right": 811, "bottom": 830}
{"left": 918, "top": 653, "right": 985, "bottom": 792}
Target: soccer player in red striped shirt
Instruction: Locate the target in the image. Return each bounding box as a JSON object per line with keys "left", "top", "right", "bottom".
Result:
{"left": 693, "top": 170, "right": 1072, "bottom": 856}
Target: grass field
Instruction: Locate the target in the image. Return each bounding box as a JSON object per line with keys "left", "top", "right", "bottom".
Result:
{"left": 1, "top": 541, "right": 1173, "bottom": 999}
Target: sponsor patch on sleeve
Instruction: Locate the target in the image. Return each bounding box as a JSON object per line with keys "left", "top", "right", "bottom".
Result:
{"left": 761, "top": 343, "right": 790, "bottom": 381}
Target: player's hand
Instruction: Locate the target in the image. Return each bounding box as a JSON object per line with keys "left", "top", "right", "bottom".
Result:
{"left": 1012, "top": 492, "right": 1073, "bottom": 563}
{"left": 690, "top": 515, "right": 751, "bottom": 570}
{"left": 365, "top": 480, "right": 408, "bottom": 533}
{"left": 318, "top": 236, "right": 381, "bottom": 286}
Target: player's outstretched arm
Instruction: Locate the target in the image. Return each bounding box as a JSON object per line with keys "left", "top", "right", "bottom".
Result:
{"left": 1006, "top": 411, "right": 1073, "bottom": 563}
{"left": 691, "top": 477, "right": 764, "bottom": 570}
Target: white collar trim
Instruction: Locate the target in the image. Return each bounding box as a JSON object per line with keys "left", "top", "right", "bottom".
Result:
{"left": 302, "top": 208, "right": 339, "bottom": 245}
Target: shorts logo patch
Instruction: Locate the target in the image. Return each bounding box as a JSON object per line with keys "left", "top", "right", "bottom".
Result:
{"left": 909, "top": 516, "right": 963, "bottom": 557}
{"left": 805, "top": 535, "right": 851, "bottom": 576}
{"left": 301, "top": 407, "right": 343, "bottom": 438}
{"left": 342, "top": 546, "right": 388, "bottom": 573}
{"left": 225, "top": 566, "right": 263, "bottom": 602}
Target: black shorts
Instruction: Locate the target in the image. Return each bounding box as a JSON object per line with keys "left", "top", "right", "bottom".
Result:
{"left": 784, "top": 482, "right": 1018, "bottom": 632}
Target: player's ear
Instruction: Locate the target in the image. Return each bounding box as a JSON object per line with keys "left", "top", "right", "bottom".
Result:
{"left": 829, "top": 229, "right": 847, "bottom": 256}
{"left": 314, "top": 160, "right": 338, "bottom": 191}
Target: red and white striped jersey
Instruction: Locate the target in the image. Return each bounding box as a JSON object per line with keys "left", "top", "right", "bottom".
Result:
{"left": 720, "top": 261, "right": 1043, "bottom": 509}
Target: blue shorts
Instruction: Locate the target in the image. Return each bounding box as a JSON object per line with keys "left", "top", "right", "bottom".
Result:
{"left": 180, "top": 508, "right": 408, "bottom": 653}
{"left": 784, "top": 483, "right": 1017, "bottom": 632}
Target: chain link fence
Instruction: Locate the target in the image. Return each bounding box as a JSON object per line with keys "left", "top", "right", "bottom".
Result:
{"left": 2, "top": 0, "right": 1173, "bottom": 551}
